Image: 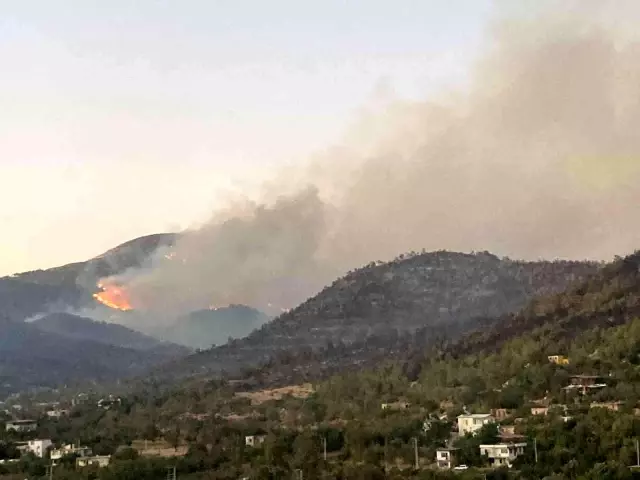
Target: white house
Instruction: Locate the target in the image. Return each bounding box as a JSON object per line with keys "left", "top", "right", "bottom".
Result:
{"left": 26, "top": 439, "right": 53, "bottom": 458}
{"left": 76, "top": 455, "right": 111, "bottom": 468}
{"left": 480, "top": 442, "right": 527, "bottom": 468}
{"left": 435, "top": 447, "right": 459, "bottom": 469}
{"left": 46, "top": 409, "right": 70, "bottom": 419}
{"left": 457, "top": 413, "right": 494, "bottom": 436}
{"left": 5, "top": 419, "right": 37, "bottom": 433}
{"left": 245, "top": 435, "right": 267, "bottom": 447}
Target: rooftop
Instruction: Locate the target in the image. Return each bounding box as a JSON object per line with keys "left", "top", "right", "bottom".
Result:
{"left": 480, "top": 442, "right": 527, "bottom": 448}
{"left": 458, "top": 413, "right": 493, "bottom": 419}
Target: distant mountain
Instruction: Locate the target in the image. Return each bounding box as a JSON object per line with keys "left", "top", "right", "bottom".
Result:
{"left": 0, "top": 233, "right": 178, "bottom": 322}
{"left": 30, "top": 312, "right": 189, "bottom": 356}
{"left": 0, "top": 315, "right": 187, "bottom": 397}
{"left": 160, "top": 251, "right": 600, "bottom": 380}
{"left": 0, "top": 233, "right": 187, "bottom": 395}
{"left": 157, "top": 305, "right": 270, "bottom": 350}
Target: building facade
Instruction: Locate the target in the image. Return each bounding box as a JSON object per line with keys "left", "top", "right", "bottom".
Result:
{"left": 26, "top": 439, "right": 53, "bottom": 458}
{"left": 5, "top": 419, "right": 37, "bottom": 433}
{"left": 76, "top": 456, "right": 111, "bottom": 468}
{"left": 435, "top": 448, "right": 459, "bottom": 469}
{"left": 245, "top": 435, "right": 267, "bottom": 447}
{"left": 480, "top": 442, "right": 527, "bottom": 468}
{"left": 457, "top": 413, "right": 495, "bottom": 436}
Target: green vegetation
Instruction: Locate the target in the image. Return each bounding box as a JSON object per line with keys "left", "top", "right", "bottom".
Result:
{"left": 2, "top": 251, "right": 640, "bottom": 479}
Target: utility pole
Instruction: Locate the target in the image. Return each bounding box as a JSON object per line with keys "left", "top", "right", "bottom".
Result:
{"left": 323, "top": 436, "right": 327, "bottom": 461}
{"left": 635, "top": 439, "right": 639, "bottom": 467}
{"left": 383, "top": 436, "right": 388, "bottom": 474}
{"left": 166, "top": 466, "right": 177, "bottom": 480}
{"left": 534, "top": 438, "right": 538, "bottom": 464}
{"left": 413, "top": 437, "right": 419, "bottom": 470}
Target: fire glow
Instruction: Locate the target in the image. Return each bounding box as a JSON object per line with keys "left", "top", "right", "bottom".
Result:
{"left": 93, "top": 283, "right": 133, "bottom": 311}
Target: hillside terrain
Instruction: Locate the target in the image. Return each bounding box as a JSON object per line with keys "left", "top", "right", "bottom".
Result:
{"left": 162, "top": 251, "right": 599, "bottom": 380}
{"left": 0, "top": 233, "right": 177, "bottom": 322}
{"left": 0, "top": 234, "right": 185, "bottom": 395}
{"left": 7, "top": 251, "right": 639, "bottom": 480}
{"left": 31, "top": 312, "right": 189, "bottom": 355}
{"left": 157, "top": 305, "right": 270, "bottom": 349}
{"left": 0, "top": 316, "right": 186, "bottom": 396}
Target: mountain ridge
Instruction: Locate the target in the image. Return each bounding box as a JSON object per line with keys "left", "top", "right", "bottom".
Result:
{"left": 30, "top": 312, "right": 189, "bottom": 356}
{"left": 159, "top": 250, "right": 600, "bottom": 381}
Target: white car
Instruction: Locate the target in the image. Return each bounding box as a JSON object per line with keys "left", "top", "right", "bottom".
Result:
{"left": 453, "top": 464, "right": 469, "bottom": 470}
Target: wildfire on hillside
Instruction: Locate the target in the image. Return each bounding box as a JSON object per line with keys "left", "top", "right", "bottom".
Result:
{"left": 93, "top": 282, "right": 133, "bottom": 311}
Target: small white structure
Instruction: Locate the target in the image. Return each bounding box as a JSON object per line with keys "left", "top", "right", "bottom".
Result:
{"left": 76, "top": 456, "right": 111, "bottom": 468}
{"left": 457, "top": 413, "right": 494, "bottom": 436}
{"left": 381, "top": 401, "right": 409, "bottom": 411}
{"left": 435, "top": 447, "right": 459, "bottom": 469}
{"left": 480, "top": 442, "right": 527, "bottom": 468}
{"left": 46, "top": 409, "right": 70, "bottom": 419}
{"left": 26, "top": 439, "right": 53, "bottom": 458}
{"left": 5, "top": 419, "right": 37, "bottom": 433}
{"left": 245, "top": 435, "right": 266, "bottom": 447}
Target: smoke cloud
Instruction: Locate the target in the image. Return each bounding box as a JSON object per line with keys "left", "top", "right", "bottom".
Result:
{"left": 108, "top": 2, "right": 640, "bottom": 316}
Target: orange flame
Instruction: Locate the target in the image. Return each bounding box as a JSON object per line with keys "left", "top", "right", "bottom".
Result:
{"left": 93, "top": 282, "right": 133, "bottom": 311}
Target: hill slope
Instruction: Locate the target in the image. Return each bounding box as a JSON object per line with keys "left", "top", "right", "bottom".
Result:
{"left": 157, "top": 305, "right": 270, "bottom": 349}
{"left": 31, "top": 312, "right": 189, "bottom": 355}
{"left": 0, "top": 234, "right": 185, "bottom": 395}
{"left": 0, "top": 316, "right": 186, "bottom": 396}
{"left": 451, "top": 250, "right": 640, "bottom": 358}
{"left": 0, "top": 233, "right": 178, "bottom": 322}
{"left": 162, "top": 251, "right": 600, "bottom": 379}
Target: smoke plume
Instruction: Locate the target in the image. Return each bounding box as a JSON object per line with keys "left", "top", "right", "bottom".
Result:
{"left": 109, "top": 2, "right": 640, "bottom": 316}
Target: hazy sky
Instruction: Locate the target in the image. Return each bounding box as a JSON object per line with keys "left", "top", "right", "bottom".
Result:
{"left": 0, "top": 0, "right": 494, "bottom": 276}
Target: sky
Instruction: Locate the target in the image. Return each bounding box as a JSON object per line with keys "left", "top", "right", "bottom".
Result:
{"left": 0, "top": 0, "right": 494, "bottom": 276}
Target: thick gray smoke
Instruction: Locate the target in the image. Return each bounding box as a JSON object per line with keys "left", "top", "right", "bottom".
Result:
{"left": 108, "top": 2, "right": 640, "bottom": 316}
{"left": 115, "top": 187, "right": 329, "bottom": 316}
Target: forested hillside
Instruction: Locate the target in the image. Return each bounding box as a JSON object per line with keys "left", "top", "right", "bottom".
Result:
{"left": 163, "top": 251, "right": 599, "bottom": 380}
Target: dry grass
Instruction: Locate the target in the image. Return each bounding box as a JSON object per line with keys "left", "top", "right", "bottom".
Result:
{"left": 235, "top": 383, "right": 314, "bottom": 405}
{"left": 131, "top": 440, "right": 188, "bottom": 458}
